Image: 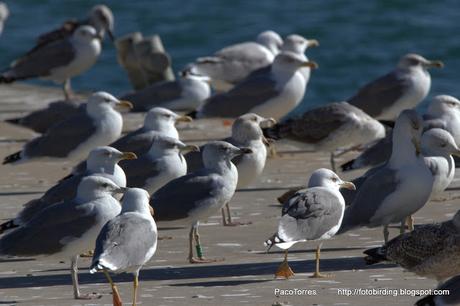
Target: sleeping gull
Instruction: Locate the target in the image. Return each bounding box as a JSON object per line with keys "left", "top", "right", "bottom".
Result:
{"left": 195, "top": 51, "right": 318, "bottom": 120}
{"left": 0, "top": 146, "right": 136, "bottom": 234}
{"left": 123, "top": 135, "right": 199, "bottom": 193}
{"left": 338, "top": 110, "right": 434, "bottom": 243}
{"left": 3, "top": 92, "right": 132, "bottom": 165}
{"left": 0, "top": 176, "right": 125, "bottom": 300}
{"left": 0, "top": 25, "right": 102, "bottom": 100}
{"left": 185, "top": 30, "right": 283, "bottom": 92}
{"left": 364, "top": 210, "right": 460, "bottom": 282}
{"left": 263, "top": 101, "right": 385, "bottom": 170}
{"left": 185, "top": 113, "right": 276, "bottom": 225}
{"left": 151, "top": 141, "right": 252, "bottom": 263}
{"left": 341, "top": 95, "right": 460, "bottom": 172}
{"left": 416, "top": 275, "right": 460, "bottom": 306}
{"left": 90, "top": 188, "right": 157, "bottom": 306}
{"left": 347, "top": 53, "right": 443, "bottom": 121}
{"left": 0, "top": 2, "right": 8, "bottom": 36}
{"left": 122, "top": 71, "right": 211, "bottom": 112}
{"left": 264, "top": 168, "right": 355, "bottom": 278}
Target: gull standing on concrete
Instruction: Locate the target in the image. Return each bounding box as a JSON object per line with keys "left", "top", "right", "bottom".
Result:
{"left": 0, "top": 25, "right": 102, "bottom": 100}
{"left": 186, "top": 113, "right": 276, "bottom": 225}
{"left": 151, "top": 141, "right": 252, "bottom": 263}
{"left": 3, "top": 92, "right": 132, "bottom": 165}
{"left": 123, "top": 135, "right": 199, "bottom": 194}
{"left": 122, "top": 71, "right": 211, "bottom": 112}
{"left": 185, "top": 30, "right": 283, "bottom": 92}
{"left": 338, "top": 110, "right": 434, "bottom": 243}
{"left": 0, "top": 146, "right": 136, "bottom": 234}
{"left": 0, "top": 2, "right": 9, "bottom": 36}
{"left": 347, "top": 53, "right": 443, "bottom": 121}
{"left": 195, "top": 52, "right": 317, "bottom": 120}
{"left": 264, "top": 169, "right": 355, "bottom": 278}
{"left": 0, "top": 176, "right": 125, "bottom": 300}
{"left": 364, "top": 210, "right": 460, "bottom": 282}
{"left": 263, "top": 102, "right": 386, "bottom": 170}
{"left": 91, "top": 188, "right": 157, "bottom": 306}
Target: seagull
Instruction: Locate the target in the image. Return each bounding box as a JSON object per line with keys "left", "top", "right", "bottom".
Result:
{"left": 264, "top": 169, "right": 355, "bottom": 279}
{"left": 347, "top": 53, "right": 443, "bottom": 121}
{"left": 151, "top": 141, "right": 252, "bottom": 263}
{"left": 364, "top": 210, "right": 460, "bottom": 282}
{"left": 195, "top": 51, "right": 318, "bottom": 120}
{"left": 0, "top": 176, "right": 125, "bottom": 300}
{"left": 338, "top": 110, "right": 434, "bottom": 243}
{"left": 185, "top": 113, "right": 276, "bottom": 225}
{"left": 341, "top": 95, "right": 460, "bottom": 172}
{"left": 0, "top": 146, "right": 136, "bottom": 234}
{"left": 185, "top": 30, "right": 283, "bottom": 92}
{"left": 123, "top": 135, "right": 199, "bottom": 194}
{"left": 35, "top": 4, "right": 114, "bottom": 45}
{"left": 280, "top": 34, "right": 319, "bottom": 82}
{"left": 90, "top": 188, "right": 157, "bottom": 306}
{"left": 263, "top": 101, "right": 386, "bottom": 171}
{"left": 0, "top": 25, "right": 102, "bottom": 100}
{"left": 3, "top": 92, "right": 132, "bottom": 165}
{"left": 416, "top": 275, "right": 460, "bottom": 306}
{"left": 122, "top": 71, "right": 211, "bottom": 112}
{"left": 0, "top": 2, "right": 9, "bottom": 36}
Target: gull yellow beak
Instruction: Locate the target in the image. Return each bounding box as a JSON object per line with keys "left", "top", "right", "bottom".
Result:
{"left": 120, "top": 152, "right": 137, "bottom": 160}
{"left": 175, "top": 115, "right": 193, "bottom": 123}
{"left": 260, "top": 117, "right": 277, "bottom": 128}
{"left": 340, "top": 181, "right": 356, "bottom": 190}
{"left": 116, "top": 100, "right": 133, "bottom": 110}
{"left": 426, "top": 60, "right": 444, "bottom": 68}
{"left": 411, "top": 136, "right": 422, "bottom": 155}
{"left": 301, "top": 61, "right": 318, "bottom": 69}
{"left": 451, "top": 148, "right": 460, "bottom": 157}
{"left": 179, "top": 145, "right": 200, "bottom": 153}
{"left": 307, "top": 39, "right": 319, "bottom": 48}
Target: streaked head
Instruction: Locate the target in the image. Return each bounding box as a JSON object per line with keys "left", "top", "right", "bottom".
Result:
{"left": 256, "top": 30, "right": 283, "bottom": 55}
{"left": 273, "top": 51, "right": 318, "bottom": 72}
{"left": 427, "top": 95, "right": 460, "bottom": 116}
{"left": 144, "top": 107, "right": 192, "bottom": 133}
{"left": 148, "top": 135, "right": 199, "bottom": 155}
{"left": 87, "top": 146, "right": 137, "bottom": 171}
{"left": 87, "top": 91, "right": 132, "bottom": 114}
{"left": 121, "top": 188, "right": 152, "bottom": 215}
{"left": 232, "top": 113, "right": 276, "bottom": 142}
{"left": 282, "top": 34, "right": 319, "bottom": 54}
{"left": 308, "top": 168, "right": 356, "bottom": 191}
{"left": 422, "top": 128, "right": 460, "bottom": 157}
{"left": 77, "top": 175, "right": 126, "bottom": 200}
{"left": 202, "top": 141, "right": 252, "bottom": 168}
{"left": 88, "top": 4, "right": 114, "bottom": 40}
{"left": 397, "top": 53, "right": 443, "bottom": 70}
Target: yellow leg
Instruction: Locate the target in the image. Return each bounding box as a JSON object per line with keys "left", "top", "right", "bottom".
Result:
{"left": 383, "top": 225, "right": 389, "bottom": 244}
{"left": 103, "top": 270, "right": 122, "bottom": 306}
{"left": 275, "top": 250, "right": 295, "bottom": 279}
{"left": 132, "top": 274, "right": 139, "bottom": 306}
{"left": 407, "top": 215, "right": 414, "bottom": 231}
{"left": 310, "top": 244, "right": 332, "bottom": 278}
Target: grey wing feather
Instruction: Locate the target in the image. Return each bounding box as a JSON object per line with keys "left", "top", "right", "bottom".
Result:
{"left": 123, "top": 157, "right": 162, "bottom": 188}
{"left": 348, "top": 71, "right": 410, "bottom": 118}
{"left": 122, "top": 81, "right": 183, "bottom": 112}
{"left": 111, "top": 129, "right": 156, "bottom": 156}
{"left": 199, "top": 75, "right": 279, "bottom": 118}
{"left": 151, "top": 171, "right": 221, "bottom": 221}
{"left": 24, "top": 112, "right": 97, "bottom": 158}
{"left": 184, "top": 149, "right": 204, "bottom": 174}
{"left": 0, "top": 200, "right": 97, "bottom": 256}
{"left": 36, "top": 19, "right": 80, "bottom": 47}
{"left": 92, "top": 213, "right": 156, "bottom": 271}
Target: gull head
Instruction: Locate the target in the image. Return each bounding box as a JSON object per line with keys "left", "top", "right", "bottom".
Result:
{"left": 87, "top": 146, "right": 137, "bottom": 171}
{"left": 232, "top": 113, "right": 276, "bottom": 142}
{"left": 421, "top": 128, "right": 460, "bottom": 157}
{"left": 87, "top": 91, "right": 132, "bottom": 115}
{"left": 427, "top": 95, "right": 460, "bottom": 117}
{"left": 256, "top": 30, "right": 283, "bottom": 55}
{"left": 282, "top": 34, "right": 319, "bottom": 54}
{"left": 88, "top": 4, "right": 114, "bottom": 41}
{"left": 180, "top": 70, "right": 212, "bottom": 84}
{"left": 307, "top": 168, "right": 356, "bottom": 191}
{"left": 397, "top": 53, "right": 444, "bottom": 70}
{"left": 73, "top": 25, "right": 101, "bottom": 43}
{"left": 121, "top": 188, "right": 153, "bottom": 216}
{"left": 273, "top": 51, "right": 318, "bottom": 73}
{"left": 144, "top": 107, "right": 192, "bottom": 133}
{"left": 77, "top": 175, "right": 126, "bottom": 201}
{"left": 394, "top": 109, "right": 424, "bottom": 155}
{"left": 148, "top": 135, "right": 199, "bottom": 155}
{"left": 202, "top": 141, "right": 252, "bottom": 168}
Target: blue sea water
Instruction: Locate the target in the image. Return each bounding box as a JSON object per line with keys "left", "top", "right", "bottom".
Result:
{"left": 1, "top": 0, "right": 459, "bottom": 116}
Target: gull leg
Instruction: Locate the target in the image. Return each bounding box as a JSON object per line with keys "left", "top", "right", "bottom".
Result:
{"left": 407, "top": 215, "right": 414, "bottom": 231}
{"left": 267, "top": 142, "right": 279, "bottom": 158}
{"left": 310, "top": 243, "right": 332, "bottom": 278}
{"left": 190, "top": 225, "right": 224, "bottom": 263}
{"left": 71, "top": 255, "right": 101, "bottom": 300}
{"left": 103, "top": 270, "right": 122, "bottom": 306}
{"left": 222, "top": 203, "right": 252, "bottom": 226}
{"left": 63, "top": 79, "right": 73, "bottom": 100}
{"left": 188, "top": 226, "right": 196, "bottom": 263}
{"left": 221, "top": 207, "right": 227, "bottom": 225}
{"left": 275, "top": 249, "right": 295, "bottom": 279}
{"left": 400, "top": 220, "right": 406, "bottom": 235}
{"left": 383, "top": 225, "right": 389, "bottom": 244}
{"left": 330, "top": 153, "right": 337, "bottom": 172}
{"left": 132, "top": 272, "right": 139, "bottom": 306}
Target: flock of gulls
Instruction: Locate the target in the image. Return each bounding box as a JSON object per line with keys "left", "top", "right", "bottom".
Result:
{"left": 0, "top": 3, "right": 459, "bottom": 306}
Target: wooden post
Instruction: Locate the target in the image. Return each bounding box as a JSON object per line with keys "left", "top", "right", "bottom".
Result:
{"left": 115, "top": 32, "right": 147, "bottom": 90}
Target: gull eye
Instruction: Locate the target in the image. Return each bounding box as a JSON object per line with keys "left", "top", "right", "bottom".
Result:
{"left": 102, "top": 183, "right": 109, "bottom": 188}
{"left": 440, "top": 143, "right": 447, "bottom": 148}
{"left": 104, "top": 98, "right": 111, "bottom": 103}
{"left": 331, "top": 177, "right": 338, "bottom": 182}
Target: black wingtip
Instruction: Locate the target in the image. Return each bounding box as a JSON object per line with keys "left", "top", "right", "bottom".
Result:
{"left": 0, "top": 74, "right": 15, "bottom": 84}
{"left": 3, "top": 151, "right": 22, "bottom": 165}
{"left": 414, "top": 295, "right": 436, "bottom": 306}
{"left": 378, "top": 120, "right": 395, "bottom": 129}
{"left": 186, "top": 110, "right": 198, "bottom": 119}
{"left": 0, "top": 220, "right": 19, "bottom": 234}
{"left": 5, "top": 117, "right": 21, "bottom": 125}
{"left": 340, "top": 159, "right": 356, "bottom": 172}
{"left": 363, "top": 247, "right": 387, "bottom": 265}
